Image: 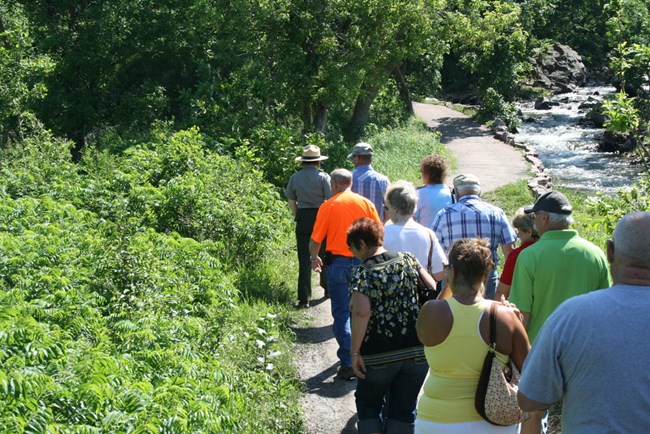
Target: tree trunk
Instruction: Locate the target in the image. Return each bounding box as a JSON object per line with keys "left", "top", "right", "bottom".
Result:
{"left": 344, "top": 63, "right": 397, "bottom": 143}
{"left": 313, "top": 101, "right": 328, "bottom": 133}
{"left": 393, "top": 65, "right": 414, "bottom": 116}
{"left": 343, "top": 84, "right": 380, "bottom": 143}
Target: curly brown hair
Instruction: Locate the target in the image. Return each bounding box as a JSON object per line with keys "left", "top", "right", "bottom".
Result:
{"left": 421, "top": 155, "right": 448, "bottom": 185}
{"left": 448, "top": 238, "right": 494, "bottom": 285}
{"left": 347, "top": 217, "right": 384, "bottom": 250}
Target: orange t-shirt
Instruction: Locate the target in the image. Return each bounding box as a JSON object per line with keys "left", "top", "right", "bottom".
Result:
{"left": 311, "top": 191, "right": 380, "bottom": 256}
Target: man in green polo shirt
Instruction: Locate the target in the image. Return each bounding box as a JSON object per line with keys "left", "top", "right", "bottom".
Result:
{"left": 509, "top": 191, "right": 611, "bottom": 343}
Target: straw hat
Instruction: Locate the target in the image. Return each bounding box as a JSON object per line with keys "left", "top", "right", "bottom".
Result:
{"left": 295, "top": 145, "right": 328, "bottom": 162}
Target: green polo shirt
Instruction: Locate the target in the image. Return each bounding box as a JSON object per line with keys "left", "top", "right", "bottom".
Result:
{"left": 509, "top": 229, "right": 611, "bottom": 342}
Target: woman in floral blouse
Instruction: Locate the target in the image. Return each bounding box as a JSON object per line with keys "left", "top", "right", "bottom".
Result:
{"left": 348, "top": 217, "right": 437, "bottom": 434}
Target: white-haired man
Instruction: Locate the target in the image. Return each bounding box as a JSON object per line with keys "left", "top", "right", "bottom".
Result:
{"left": 509, "top": 190, "right": 611, "bottom": 343}
{"left": 309, "top": 168, "right": 380, "bottom": 380}
{"left": 431, "top": 173, "right": 517, "bottom": 299}
{"left": 518, "top": 211, "right": 650, "bottom": 432}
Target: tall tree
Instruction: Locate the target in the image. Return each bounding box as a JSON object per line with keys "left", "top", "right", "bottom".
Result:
{"left": 0, "top": 1, "right": 54, "bottom": 145}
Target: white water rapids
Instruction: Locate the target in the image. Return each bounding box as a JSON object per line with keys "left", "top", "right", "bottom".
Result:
{"left": 515, "top": 84, "right": 645, "bottom": 194}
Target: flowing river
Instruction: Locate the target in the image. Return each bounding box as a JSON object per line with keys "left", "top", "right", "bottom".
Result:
{"left": 515, "top": 84, "right": 645, "bottom": 194}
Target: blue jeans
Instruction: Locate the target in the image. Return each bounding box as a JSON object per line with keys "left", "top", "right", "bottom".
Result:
{"left": 356, "top": 357, "right": 429, "bottom": 434}
{"left": 485, "top": 269, "right": 498, "bottom": 300}
{"left": 327, "top": 256, "right": 359, "bottom": 367}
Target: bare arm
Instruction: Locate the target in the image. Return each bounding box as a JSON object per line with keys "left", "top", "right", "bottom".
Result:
{"left": 287, "top": 199, "right": 297, "bottom": 216}
{"left": 418, "top": 264, "right": 437, "bottom": 289}
{"left": 508, "top": 309, "right": 530, "bottom": 372}
{"left": 520, "top": 311, "right": 531, "bottom": 330}
{"left": 309, "top": 238, "right": 323, "bottom": 272}
{"left": 495, "top": 281, "right": 511, "bottom": 300}
{"left": 350, "top": 292, "right": 371, "bottom": 379}
{"left": 501, "top": 242, "right": 515, "bottom": 258}
{"left": 518, "top": 391, "right": 554, "bottom": 412}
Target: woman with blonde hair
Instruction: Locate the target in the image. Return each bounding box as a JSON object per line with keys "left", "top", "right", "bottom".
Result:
{"left": 384, "top": 180, "right": 446, "bottom": 284}
{"left": 415, "top": 238, "right": 531, "bottom": 433}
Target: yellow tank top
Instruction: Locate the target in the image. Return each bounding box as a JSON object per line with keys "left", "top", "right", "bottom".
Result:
{"left": 417, "top": 298, "right": 509, "bottom": 423}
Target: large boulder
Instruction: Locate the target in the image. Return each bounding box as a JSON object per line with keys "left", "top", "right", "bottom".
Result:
{"left": 530, "top": 43, "right": 587, "bottom": 94}
{"left": 599, "top": 131, "right": 637, "bottom": 153}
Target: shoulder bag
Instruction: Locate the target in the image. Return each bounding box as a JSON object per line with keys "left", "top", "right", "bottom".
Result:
{"left": 416, "top": 233, "right": 438, "bottom": 304}
{"left": 475, "top": 303, "right": 523, "bottom": 426}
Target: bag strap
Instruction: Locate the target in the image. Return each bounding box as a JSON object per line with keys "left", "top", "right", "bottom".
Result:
{"left": 488, "top": 302, "right": 498, "bottom": 350}
{"left": 427, "top": 231, "right": 433, "bottom": 273}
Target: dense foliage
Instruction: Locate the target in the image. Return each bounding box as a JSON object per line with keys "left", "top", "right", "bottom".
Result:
{"left": 0, "top": 129, "right": 303, "bottom": 432}
{"left": 2, "top": 0, "right": 650, "bottom": 150}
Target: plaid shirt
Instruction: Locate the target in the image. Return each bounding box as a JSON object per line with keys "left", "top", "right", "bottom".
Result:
{"left": 431, "top": 195, "right": 517, "bottom": 265}
{"left": 352, "top": 165, "right": 389, "bottom": 220}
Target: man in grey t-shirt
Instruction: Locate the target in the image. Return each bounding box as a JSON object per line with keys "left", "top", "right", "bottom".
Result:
{"left": 285, "top": 145, "right": 332, "bottom": 308}
{"left": 518, "top": 211, "right": 650, "bottom": 433}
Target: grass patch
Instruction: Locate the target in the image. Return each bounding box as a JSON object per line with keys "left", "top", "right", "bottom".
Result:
{"left": 480, "top": 181, "right": 613, "bottom": 271}
{"left": 367, "top": 118, "right": 456, "bottom": 185}
{"left": 482, "top": 180, "right": 535, "bottom": 216}
{"left": 481, "top": 181, "right": 614, "bottom": 251}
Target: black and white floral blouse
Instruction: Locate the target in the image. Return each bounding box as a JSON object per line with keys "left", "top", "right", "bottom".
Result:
{"left": 349, "top": 251, "right": 425, "bottom": 361}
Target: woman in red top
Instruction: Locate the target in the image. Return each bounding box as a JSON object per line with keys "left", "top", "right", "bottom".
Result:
{"left": 495, "top": 208, "right": 539, "bottom": 301}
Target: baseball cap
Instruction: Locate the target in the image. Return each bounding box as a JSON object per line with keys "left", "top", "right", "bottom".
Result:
{"left": 347, "top": 142, "right": 373, "bottom": 159}
{"left": 524, "top": 190, "right": 573, "bottom": 215}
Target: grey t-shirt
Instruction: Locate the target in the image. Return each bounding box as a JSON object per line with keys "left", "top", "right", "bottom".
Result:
{"left": 519, "top": 284, "right": 650, "bottom": 433}
{"left": 284, "top": 166, "right": 332, "bottom": 209}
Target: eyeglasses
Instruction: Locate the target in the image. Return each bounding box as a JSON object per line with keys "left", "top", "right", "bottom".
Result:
{"left": 531, "top": 211, "right": 547, "bottom": 219}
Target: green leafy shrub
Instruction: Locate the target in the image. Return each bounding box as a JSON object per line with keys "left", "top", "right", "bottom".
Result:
{"left": 0, "top": 192, "right": 302, "bottom": 432}
{"left": 479, "top": 87, "right": 521, "bottom": 130}
{"left": 584, "top": 174, "right": 650, "bottom": 239}
{"left": 602, "top": 91, "right": 640, "bottom": 135}
{"left": 0, "top": 125, "right": 302, "bottom": 431}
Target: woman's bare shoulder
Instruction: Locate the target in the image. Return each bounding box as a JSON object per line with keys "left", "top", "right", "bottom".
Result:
{"left": 417, "top": 300, "right": 453, "bottom": 346}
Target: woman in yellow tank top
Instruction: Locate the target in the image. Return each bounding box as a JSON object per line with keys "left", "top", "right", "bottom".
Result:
{"left": 415, "top": 238, "right": 532, "bottom": 433}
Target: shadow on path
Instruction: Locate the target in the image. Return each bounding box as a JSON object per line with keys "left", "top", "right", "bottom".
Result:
{"left": 433, "top": 117, "right": 492, "bottom": 142}
{"left": 303, "top": 362, "right": 357, "bottom": 399}
{"left": 294, "top": 324, "right": 332, "bottom": 345}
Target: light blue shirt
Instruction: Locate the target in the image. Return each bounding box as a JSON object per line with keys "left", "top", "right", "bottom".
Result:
{"left": 520, "top": 284, "right": 650, "bottom": 433}
{"left": 352, "top": 164, "right": 389, "bottom": 220}
{"left": 414, "top": 184, "right": 453, "bottom": 228}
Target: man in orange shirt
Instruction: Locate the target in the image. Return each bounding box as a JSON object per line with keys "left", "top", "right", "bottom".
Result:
{"left": 310, "top": 168, "right": 380, "bottom": 380}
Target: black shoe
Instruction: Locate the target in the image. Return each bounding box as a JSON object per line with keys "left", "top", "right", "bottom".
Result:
{"left": 335, "top": 366, "right": 355, "bottom": 380}
{"left": 296, "top": 301, "right": 310, "bottom": 309}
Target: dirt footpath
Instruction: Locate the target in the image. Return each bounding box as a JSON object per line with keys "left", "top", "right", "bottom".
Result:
{"left": 294, "top": 286, "right": 358, "bottom": 433}
{"left": 294, "top": 103, "right": 530, "bottom": 433}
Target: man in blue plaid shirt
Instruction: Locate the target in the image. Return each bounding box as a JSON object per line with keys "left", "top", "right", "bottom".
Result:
{"left": 431, "top": 174, "right": 516, "bottom": 299}
{"left": 349, "top": 142, "right": 390, "bottom": 221}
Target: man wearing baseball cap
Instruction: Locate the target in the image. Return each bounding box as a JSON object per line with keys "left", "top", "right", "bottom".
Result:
{"left": 349, "top": 142, "right": 390, "bottom": 220}
{"left": 509, "top": 190, "right": 611, "bottom": 343}
{"left": 431, "top": 173, "right": 517, "bottom": 299}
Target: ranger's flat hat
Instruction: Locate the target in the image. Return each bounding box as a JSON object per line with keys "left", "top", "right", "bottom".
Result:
{"left": 296, "top": 145, "right": 328, "bottom": 162}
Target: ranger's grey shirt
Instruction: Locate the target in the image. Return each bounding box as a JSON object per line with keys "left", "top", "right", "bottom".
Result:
{"left": 285, "top": 166, "right": 332, "bottom": 209}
